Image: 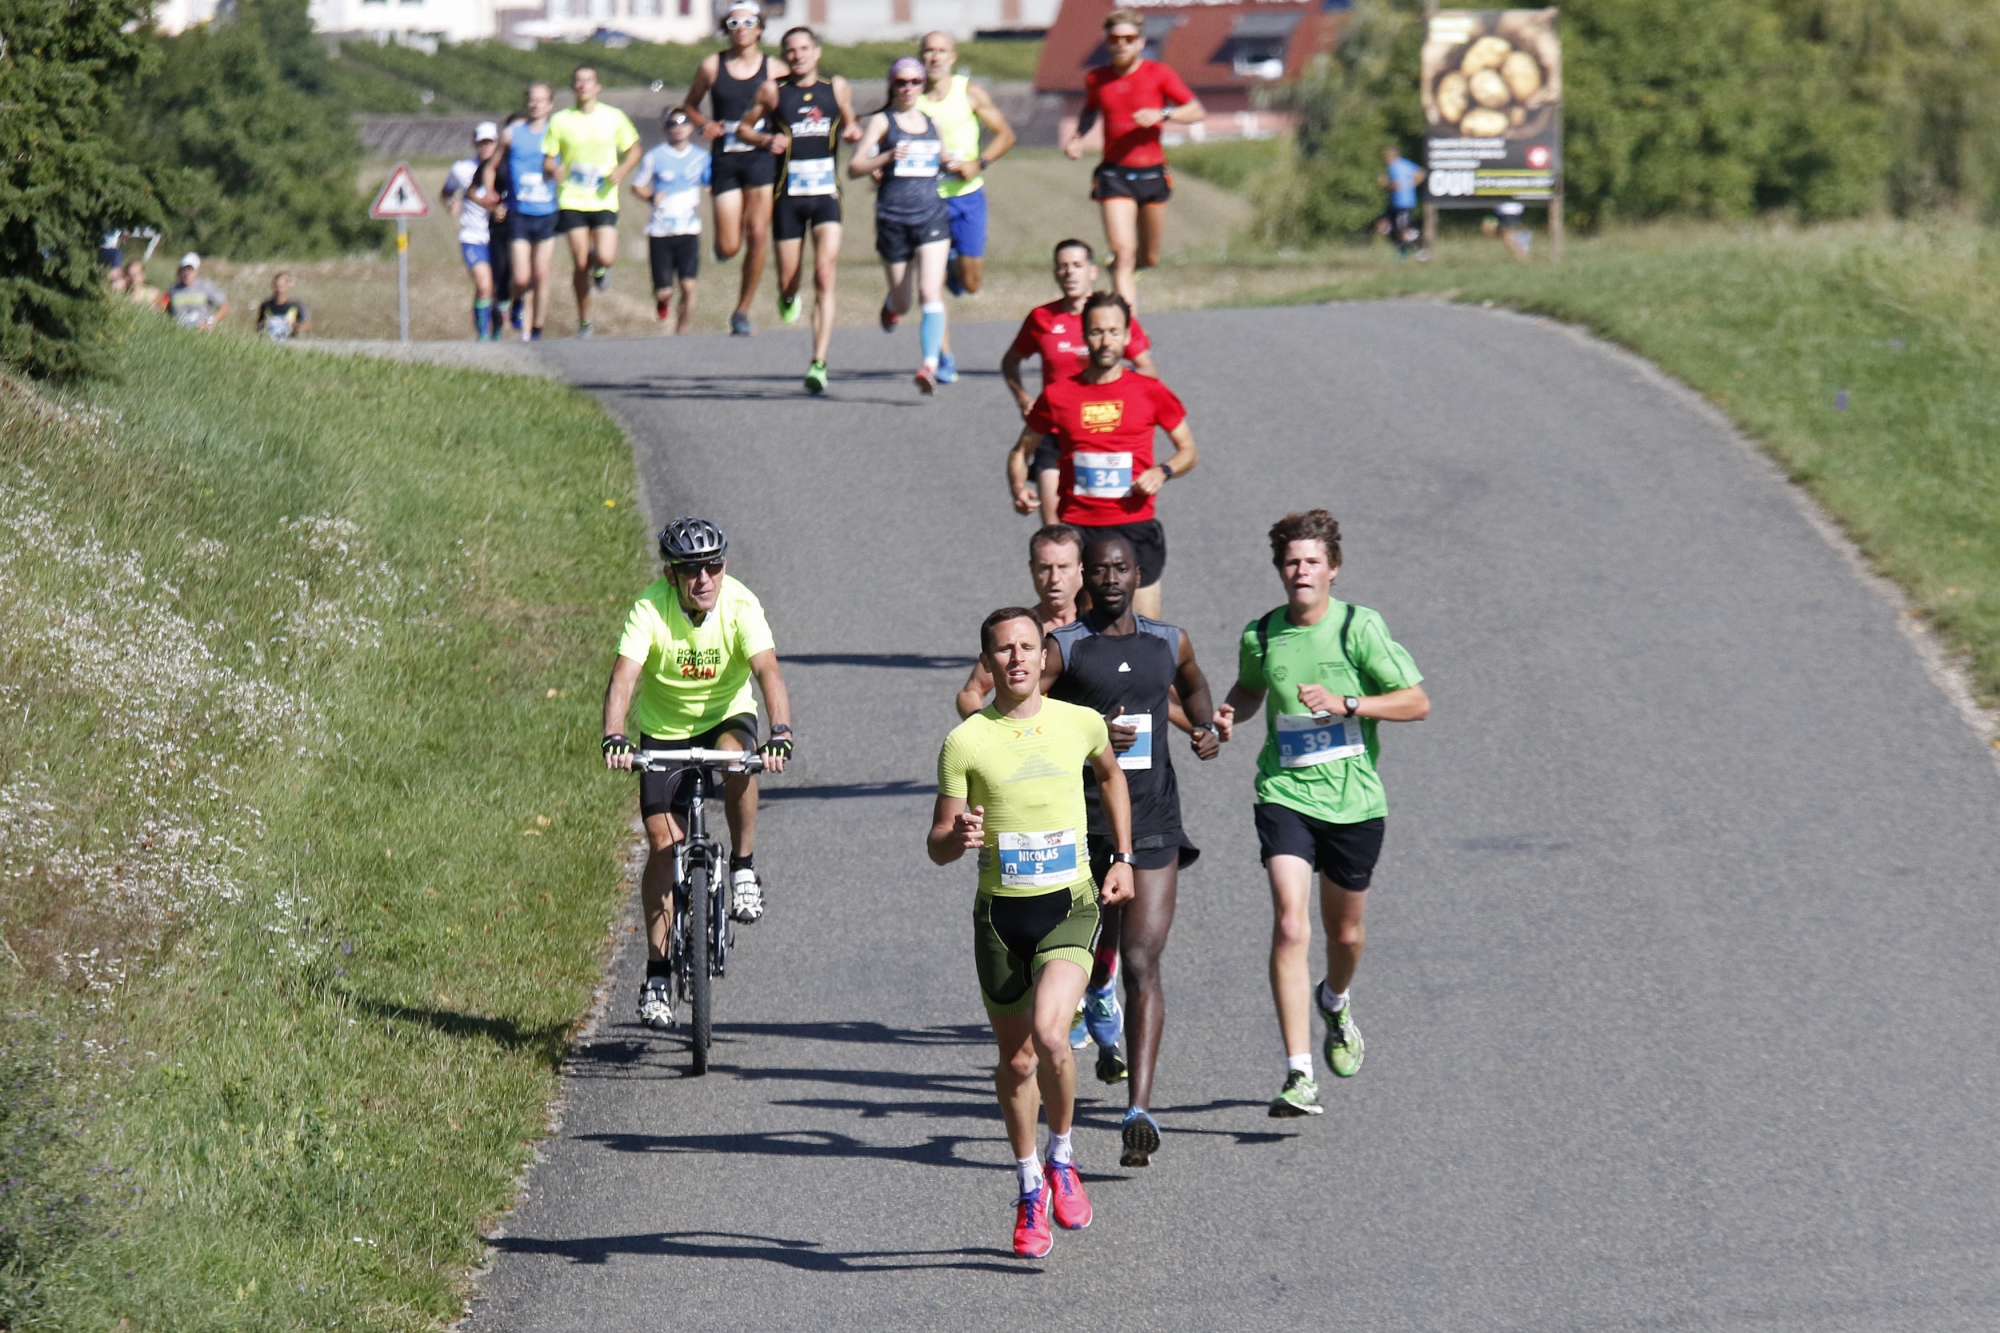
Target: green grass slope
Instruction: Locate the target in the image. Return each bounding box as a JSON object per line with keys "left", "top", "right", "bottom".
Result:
{"left": 0, "top": 320, "right": 647, "bottom": 1329}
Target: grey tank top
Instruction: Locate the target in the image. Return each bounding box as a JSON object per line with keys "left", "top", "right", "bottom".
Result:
{"left": 874, "top": 110, "right": 949, "bottom": 226}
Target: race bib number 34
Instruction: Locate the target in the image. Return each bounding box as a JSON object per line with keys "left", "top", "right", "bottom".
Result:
{"left": 1073, "top": 451, "right": 1133, "bottom": 498}
{"left": 1276, "top": 711, "right": 1365, "bottom": 768}
{"left": 996, "top": 829, "right": 1079, "bottom": 888}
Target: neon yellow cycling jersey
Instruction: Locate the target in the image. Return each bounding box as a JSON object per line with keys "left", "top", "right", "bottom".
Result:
{"left": 937, "top": 697, "right": 1109, "bottom": 898}
{"left": 545, "top": 103, "right": 640, "bottom": 212}
{"left": 617, "top": 574, "right": 774, "bottom": 737}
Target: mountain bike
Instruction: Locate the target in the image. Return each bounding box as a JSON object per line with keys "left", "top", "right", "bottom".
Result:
{"left": 628, "top": 748, "right": 766, "bottom": 1075}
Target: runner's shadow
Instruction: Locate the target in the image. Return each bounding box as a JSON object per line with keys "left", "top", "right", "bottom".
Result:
{"left": 780, "top": 652, "right": 977, "bottom": 670}
{"left": 487, "top": 1228, "right": 1028, "bottom": 1276}
{"left": 759, "top": 779, "right": 933, "bottom": 803}
{"left": 578, "top": 1128, "right": 995, "bottom": 1171}
{"left": 716, "top": 1020, "right": 989, "bottom": 1046}
{"left": 575, "top": 372, "right": 930, "bottom": 407}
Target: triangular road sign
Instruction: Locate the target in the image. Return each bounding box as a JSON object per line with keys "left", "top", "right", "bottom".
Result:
{"left": 370, "top": 163, "right": 431, "bottom": 219}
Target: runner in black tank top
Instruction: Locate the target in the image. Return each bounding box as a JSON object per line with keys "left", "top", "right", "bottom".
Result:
{"left": 1039, "top": 531, "right": 1223, "bottom": 1168}
{"left": 682, "top": 0, "right": 779, "bottom": 333}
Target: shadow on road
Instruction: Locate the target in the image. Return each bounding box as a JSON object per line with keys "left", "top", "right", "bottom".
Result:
{"left": 573, "top": 369, "right": 942, "bottom": 407}
{"left": 780, "top": 652, "right": 977, "bottom": 670}
{"left": 717, "top": 1020, "right": 990, "bottom": 1046}
{"left": 577, "top": 1127, "right": 999, "bottom": 1171}
{"left": 488, "top": 1228, "right": 1030, "bottom": 1275}
{"left": 759, "top": 779, "right": 934, "bottom": 803}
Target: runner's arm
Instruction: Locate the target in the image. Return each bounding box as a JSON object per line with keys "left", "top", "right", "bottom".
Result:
{"left": 630, "top": 163, "right": 655, "bottom": 201}
{"left": 1087, "top": 747, "right": 1136, "bottom": 905}
{"left": 955, "top": 660, "right": 994, "bottom": 719}
{"left": 1131, "top": 347, "right": 1158, "bottom": 377}
{"left": 683, "top": 57, "right": 723, "bottom": 138}
{"left": 1066, "top": 107, "right": 1098, "bottom": 160}
{"left": 1214, "top": 682, "right": 1264, "bottom": 743}
{"left": 734, "top": 82, "right": 785, "bottom": 151}
{"left": 833, "top": 77, "right": 864, "bottom": 141}
{"left": 1133, "top": 96, "right": 1206, "bottom": 130}
{"left": 601, "top": 654, "right": 644, "bottom": 769}
{"left": 1000, "top": 345, "right": 1034, "bottom": 415}
{"left": 480, "top": 136, "right": 504, "bottom": 195}
{"left": 847, "top": 115, "right": 894, "bottom": 176}
{"left": 1007, "top": 423, "right": 1042, "bottom": 514}
{"left": 927, "top": 794, "right": 983, "bottom": 865}
{"left": 961, "top": 82, "right": 1016, "bottom": 176}
{"left": 1295, "top": 681, "right": 1430, "bottom": 722}
{"left": 1133, "top": 419, "right": 1196, "bottom": 497}
{"left": 611, "top": 135, "right": 643, "bottom": 187}
{"left": 1174, "top": 630, "right": 1221, "bottom": 759}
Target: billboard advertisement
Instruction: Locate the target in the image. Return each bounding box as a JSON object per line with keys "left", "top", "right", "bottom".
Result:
{"left": 1421, "top": 9, "right": 1561, "bottom": 207}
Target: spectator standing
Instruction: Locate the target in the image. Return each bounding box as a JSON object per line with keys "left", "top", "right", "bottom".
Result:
{"left": 165, "top": 253, "right": 228, "bottom": 330}
{"left": 255, "top": 272, "right": 311, "bottom": 340}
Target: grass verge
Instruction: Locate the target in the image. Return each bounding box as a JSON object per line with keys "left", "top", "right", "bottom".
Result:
{"left": 0, "top": 316, "right": 647, "bottom": 1329}
{"left": 1283, "top": 221, "right": 2000, "bottom": 718}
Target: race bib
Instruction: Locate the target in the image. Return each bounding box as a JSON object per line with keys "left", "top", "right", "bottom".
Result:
{"left": 787, "top": 157, "right": 837, "bottom": 196}
{"left": 264, "top": 315, "right": 292, "bottom": 341}
{"left": 1114, "top": 712, "right": 1153, "bottom": 771}
{"left": 894, "top": 139, "right": 942, "bottom": 177}
{"left": 1073, "top": 451, "right": 1133, "bottom": 498}
{"left": 654, "top": 186, "right": 700, "bottom": 225}
{"left": 569, "top": 166, "right": 606, "bottom": 191}
{"left": 171, "top": 302, "right": 206, "bottom": 329}
{"left": 516, "top": 171, "right": 554, "bottom": 205}
{"left": 996, "top": 829, "right": 1079, "bottom": 889}
{"left": 720, "top": 120, "right": 751, "bottom": 152}
{"left": 1276, "top": 711, "right": 1365, "bottom": 768}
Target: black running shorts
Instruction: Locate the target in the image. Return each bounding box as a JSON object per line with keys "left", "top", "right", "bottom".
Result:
{"left": 510, "top": 210, "right": 558, "bottom": 244}
{"left": 1253, "top": 804, "right": 1385, "bottom": 890}
{"left": 648, "top": 234, "right": 700, "bottom": 289}
{"left": 1088, "top": 833, "right": 1198, "bottom": 880}
{"left": 1069, "top": 518, "right": 1166, "bottom": 589}
{"left": 558, "top": 209, "right": 617, "bottom": 233}
{"left": 774, "top": 193, "right": 842, "bottom": 241}
{"left": 1092, "top": 164, "right": 1172, "bottom": 205}
{"left": 1031, "top": 432, "right": 1060, "bottom": 477}
{"left": 711, "top": 150, "right": 777, "bottom": 194}
{"left": 638, "top": 713, "right": 758, "bottom": 819}
{"left": 973, "top": 883, "right": 1100, "bottom": 1015}
{"left": 875, "top": 215, "right": 951, "bottom": 264}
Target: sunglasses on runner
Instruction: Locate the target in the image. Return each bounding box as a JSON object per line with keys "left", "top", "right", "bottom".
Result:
{"left": 1107, "top": 31, "right": 1144, "bottom": 43}
{"left": 724, "top": 15, "right": 758, "bottom": 29}
{"left": 893, "top": 76, "right": 924, "bottom": 86}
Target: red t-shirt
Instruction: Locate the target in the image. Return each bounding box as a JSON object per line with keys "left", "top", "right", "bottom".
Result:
{"left": 1009, "top": 300, "right": 1153, "bottom": 388}
{"left": 1025, "top": 370, "right": 1188, "bottom": 525}
{"left": 1085, "top": 60, "right": 1196, "bottom": 169}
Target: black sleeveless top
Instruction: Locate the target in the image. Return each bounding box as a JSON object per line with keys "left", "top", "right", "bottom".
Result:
{"left": 708, "top": 52, "right": 776, "bottom": 147}
{"left": 775, "top": 77, "right": 841, "bottom": 197}
{"left": 1048, "top": 614, "right": 1184, "bottom": 843}
{"left": 874, "top": 110, "right": 949, "bottom": 226}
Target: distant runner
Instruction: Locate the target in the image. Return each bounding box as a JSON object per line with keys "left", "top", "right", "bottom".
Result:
{"left": 1212, "top": 509, "right": 1430, "bottom": 1118}
{"left": 849, "top": 57, "right": 960, "bottom": 395}
{"left": 484, "top": 83, "right": 558, "bottom": 341}
{"left": 1002, "top": 239, "right": 1159, "bottom": 524}
{"left": 630, "top": 107, "right": 710, "bottom": 334}
{"left": 1378, "top": 145, "right": 1427, "bottom": 260}
{"left": 1063, "top": 7, "right": 1205, "bottom": 306}
{"left": 164, "top": 253, "right": 227, "bottom": 331}
{"left": 956, "top": 524, "right": 1084, "bottom": 718}
{"left": 1043, "top": 534, "right": 1220, "bottom": 1166}
{"left": 486, "top": 111, "right": 521, "bottom": 332}
{"left": 737, "top": 26, "right": 861, "bottom": 393}
{"left": 1007, "top": 291, "right": 1196, "bottom": 619}
{"left": 443, "top": 121, "right": 504, "bottom": 341}
{"left": 916, "top": 29, "right": 1016, "bottom": 384}
{"left": 683, "top": 0, "right": 783, "bottom": 337}
{"left": 543, "top": 65, "right": 641, "bottom": 339}
{"left": 929, "top": 606, "right": 1135, "bottom": 1259}
{"left": 254, "top": 271, "right": 310, "bottom": 341}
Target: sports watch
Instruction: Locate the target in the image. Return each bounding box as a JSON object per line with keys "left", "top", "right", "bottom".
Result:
{"left": 1107, "top": 851, "right": 1137, "bottom": 867}
{"left": 1343, "top": 696, "right": 1361, "bottom": 717}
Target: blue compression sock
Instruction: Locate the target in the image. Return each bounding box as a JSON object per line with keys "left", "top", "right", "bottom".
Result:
{"left": 919, "top": 302, "right": 945, "bottom": 369}
{"left": 474, "top": 299, "right": 492, "bottom": 340}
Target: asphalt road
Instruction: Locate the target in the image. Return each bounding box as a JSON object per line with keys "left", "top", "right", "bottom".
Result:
{"left": 465, "top": 304, "right": 2000, "bottom": 1332}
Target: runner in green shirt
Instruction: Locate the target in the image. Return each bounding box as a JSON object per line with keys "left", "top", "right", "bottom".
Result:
{"left": 542, "top": 65, "right": 641, "bottom": 338}
{"left": 1214, "top": 509, "right": 1430, "bottom": 1118}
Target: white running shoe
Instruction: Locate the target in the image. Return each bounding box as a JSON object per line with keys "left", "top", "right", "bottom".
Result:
{"left": 730, "top": 868, "right": 765, "bottom": 923}
{"left": 637, "top": 980, "right": 674, "bottom": 1031}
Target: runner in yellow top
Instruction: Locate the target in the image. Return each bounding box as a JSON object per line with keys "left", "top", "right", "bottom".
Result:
{"left": 929, "top": 606, "right": 1133, "bottom": 1259}
{"left": 916, "top": 30, "right": 1015, "bottom": 383}
{"left": 542, "top": 65, "right": 641, "bottom": 338}
{"left": 602, "top": 518, "right": 794, "bottom": 1032}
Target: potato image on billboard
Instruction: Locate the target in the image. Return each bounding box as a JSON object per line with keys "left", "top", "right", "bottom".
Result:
{"left": 1459, "top": 107, "right": 1512, "bottom": 137}
{"left": 1469, "top": 68, "right": 1511, "bottom": 109}
{"left": 1502, "top": 49, "right": 1543, "bottom": 100}
{"left": 1437, "top": 71, "right": 1469, "bottom": 123}
{"left": 1460, "top": 35, "right": 1512, "bottom": 75}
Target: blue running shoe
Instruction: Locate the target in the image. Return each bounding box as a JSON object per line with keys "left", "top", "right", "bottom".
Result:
{"left": 1069, "top": 1001, "right": 1087, "bottom": 1050}
{"left": 936, "top": 352, "right": 958, "bottom": 384}
{"left": 1083, "top": 984, "right": 1122, "bottom": 1049}
{"left": 945, "top": 264, "right": 966, "bottom": 298}
{"left": 1120, "top": 1107, "right": 1160, "bottom": 1167}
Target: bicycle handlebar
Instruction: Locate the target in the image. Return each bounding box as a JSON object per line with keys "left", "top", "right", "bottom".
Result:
{"left": 625, "top": 749, "right": 768, "bottom": 774}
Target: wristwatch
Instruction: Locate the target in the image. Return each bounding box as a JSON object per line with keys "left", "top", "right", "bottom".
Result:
{"left": 1107, "top": 851, "right": 1137, "bottom": 867}
{"left": 1343, "top": 696, "right": 1361, "bottom": 717}
{"left": 1158, "top": 461, "right": 1176, "bottom": 481}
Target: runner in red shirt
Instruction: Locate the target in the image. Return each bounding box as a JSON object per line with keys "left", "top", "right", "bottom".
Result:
{"left": 1007, "top": 292, "right": 1197, "bottom": 620}
{"left": 1063, "top": 7, "right": 1205, "bottom": 307}
{"left": 1002, "top": 238, "right": 1160, "bottom": 524}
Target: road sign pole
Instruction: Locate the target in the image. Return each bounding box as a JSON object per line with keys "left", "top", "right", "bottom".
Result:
{"left": 397, "top": 218, "right": 410, "bottom": 343}
{"left": 371, "top": 162, "right": 429, "bottom": 343}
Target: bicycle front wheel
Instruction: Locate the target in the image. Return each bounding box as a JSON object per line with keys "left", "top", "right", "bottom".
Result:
{"left": 686, "top": 857, "right": 713, "bottom": 1075}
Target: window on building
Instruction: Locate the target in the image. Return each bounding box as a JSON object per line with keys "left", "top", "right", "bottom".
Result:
{"left": 1213, "top": 11, "right": 1299, "bottom": 79}
{"left": 679, "top": 0, "right": 691, "bottom": 13}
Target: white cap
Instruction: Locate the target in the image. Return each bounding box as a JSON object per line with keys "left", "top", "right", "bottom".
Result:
{"left": 474, "top": 120, "right": 499, "bottom": 141}
{"left": 725, "top": 0, "right": 760, "bottom": 15}
{"left": 179, "top": 252, "right": 201, "bottom": 269}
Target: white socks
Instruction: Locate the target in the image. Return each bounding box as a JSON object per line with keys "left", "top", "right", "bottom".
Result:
{"left": 1319, "top": 981, "right": 1349, "bottom": 1013}
{"left": 1287, "top": 1052, "right": 1314, "bottom": 1080}
{"left": 1047, "top": 1130, "right": 1074, "bottom": 1167}
{"left": 1017, "top": 1154, "right": 1043, "bottom": 1197}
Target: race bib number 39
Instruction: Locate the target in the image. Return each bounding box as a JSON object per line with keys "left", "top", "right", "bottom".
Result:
{"left": 787, "top": 158, "right": 837, "bottom": 196}
{"left": 1276, "top": 711, "right": 1365, "bottom": 768}
{"left": 996, "top": 829, "right": 1079, "bottom": 888}
{"left": 895, "top": 140, "right": 942, "bottom": 176}
{"left": 1073, "top": 451, "right": 1133, "bottom": 498}
{"left": 1116, "top": 712, "right": 1153, "bottom": 771}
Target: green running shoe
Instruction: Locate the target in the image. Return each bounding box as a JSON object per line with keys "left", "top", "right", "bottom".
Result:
{"left": 803, "top": 360, "right": 827, "bottom": 395}
{"left": 1095, "top": 1046, "right": 1128, "bottom": 1084}
{"left": 779, "top": 294, "right": 803, "bottom": 325}
{"left": 1320, "top": 998, "right": 1365, "bottom": 1078}
{"left": 1268, "top": 1069, "right": 1324, "bottom": 1118}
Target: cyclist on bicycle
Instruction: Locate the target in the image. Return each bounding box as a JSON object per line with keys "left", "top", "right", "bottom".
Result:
{"left": 602, "top": 517, "right": 794, "bottom": 1031}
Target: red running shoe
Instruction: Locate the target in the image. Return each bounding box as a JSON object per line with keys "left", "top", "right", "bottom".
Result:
{"left": 655, "top": 297, "right": 670, "bottom": 322}
{"left": 1045, "top": 1160, "right": 1093, "bottom": 1230}
{"left": 914, "top": 366, "right": 938, "bottom": 395}
{"left": 1013, "top": 1186, "right": 1054, "bottom": 1259}
{"left": 879, "top": 301, "right": 900, "bottom": 333}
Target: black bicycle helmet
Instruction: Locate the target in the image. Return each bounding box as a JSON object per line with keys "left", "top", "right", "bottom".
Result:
{"left": 658, "top": 516, "right": 728, "bottom": 566}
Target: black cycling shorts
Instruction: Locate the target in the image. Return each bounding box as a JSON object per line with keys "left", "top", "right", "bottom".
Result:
{"left": 1070, "top": 518, "right": 1166, "bottom": 588}
{"left": 1092, "top": 164, "right": 1172, "bottom": 205}
{"left": 558, "top": 209, "right": 617, "bottom": 234}
{"left": 711, "top": 150, "right": 777, "bottom": 194}
{"left": 638, "top": 713, "right": 759, "bottom": 819}
{"left": 875, "top": 214, "right": 951, "bottom": 264}
{"left": 648, "top": 234, "right": 700, "bottom": 289}
{"left": 1253, "top": 804, "right": 1385, "bottom": 890}
{"left": 1031, "top": 432, "right": 1060, "bottom": 477}
{"left": 774, "top": 194, "right": 842, "bottom": 241}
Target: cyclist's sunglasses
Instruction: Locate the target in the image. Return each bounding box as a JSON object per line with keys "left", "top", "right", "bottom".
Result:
{"left": 724, "top": 15, "right": 759, "bottom": 29}
{"left": 672, "top": 558, "right": 726, "bottom": 576}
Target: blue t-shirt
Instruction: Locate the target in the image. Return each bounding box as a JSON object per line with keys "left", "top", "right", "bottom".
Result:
{"left": 508, "top": 123, "right": 556, "bottom": 216}
{"left": 1387, "top": 156, "right": 1420, "bottom": 209}
{"left": 635, "top": 143, "right": 711, "bottom": 237}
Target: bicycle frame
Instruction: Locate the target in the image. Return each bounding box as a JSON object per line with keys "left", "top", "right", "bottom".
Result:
{"left": 629, "top": 747, "right": 765, "bottom": 1002}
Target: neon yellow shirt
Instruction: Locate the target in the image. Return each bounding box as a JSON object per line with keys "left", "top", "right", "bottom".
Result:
{"left": 545, "top": 103, "right": 640, "bottom": 212}
{"left": 617, "top": 574, "right": 774, "bottom": 738}
{"left": 916, "top": 74, "right": 983, "bottom": 197}
{"left": 937, "top": 697, "right": 1108, "bottom": 897}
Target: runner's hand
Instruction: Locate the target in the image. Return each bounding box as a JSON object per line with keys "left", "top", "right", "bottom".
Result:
{"left": 703, "top": 121, "right": 724, "bottom": 141}
{"left": 1013, "top": 486, "right": 1038, "bottom": 515}
{"left": 841, "top": 122, "right": 863, "bottom": 143}
{"left": 954, "top": 804, "right": 985, "bottom": 851}
{"left": 770, "top": 133, "right": 791, "bottom": 155}
{"left": 1132, "top": 106, "right": 1165, "bottom": 128}
{"left": 1106, "top": 706, "right": 1137, "bottom": 754}
{"left": 1297, "top": 684, "right": 1341, "bottom": 715}
{"left": 1131, "top": 465, "right": 1168, "bottom": 498}
{"left": 1063, "top": 138, "right": 1084, "bottom": 161}
{"left": 1212, "top": 703, "right": 1235, "bottom": 744}
{"left": 1100, "top": 861, "right": 1135, "bottom": 905}
{"left": 1189, "top": 724, "right": 1221, "bottom": 761}
{"left": 602, "top": 733, "right": 636, "bottom": 771}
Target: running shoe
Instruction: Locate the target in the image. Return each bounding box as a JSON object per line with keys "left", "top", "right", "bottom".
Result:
{"left": 528, "top": 328, "right": 542, "bottom": 342}
{"left": 591, "top": 265, "right": 611, "bottom": 292}
{"left": 1069, "top": 1002, "right": 1088, "bottom": 1050}
{"left": 936, "top": 351, "right": 959, "bottom": 384}
{"left": 730, "top": 869, "right": 764, "bottom": 923}
{"left": 914, "top": 366, "right": 937, "bottom": 395}
{"left": 1082, "top": 984, "right": 1123, "bottom": 1048}
{"left": 729, "top": 310, "right": 753, "bottom": 336}
{"left": 1095, "top": 1046, "right": 1128, "bottom": 1084}
{"left": 509, "top": 299, "right": 524, "bottom": 332}
{"left": 1120, "top": 1107, "right": 1160, "bottom": 1167}
{"left": 1320, "top": 997, "right": 1364, "bottom": 1078}
{"left": 779, "top": 294, "right": 803, "bottom": 325}
{"left": 637, "top": 980, "right": 674, "bottom": 1031}
{"left": 656, "top": 296, "right": 671, "bottom": 322}
{"left": 879, "top": 301, "right": 899, "bottom": 333}
{"left": 1268, "top": 1069, "right": 1324, "bottom": 1118}
{"left": 1045, "top": 1161, "right": 1092, "bottom": 1230}
{"left": 1013, "top": 1186, "right": 1053, "bottom": 1259}
{"left": 803, "top": 360, "right": 828, "bottom": 395}
{"left": 945, "top": 266, "right": 965, "bottom": 298}
{"left": 576, "top": 320, "right": 594, "bottom": 339}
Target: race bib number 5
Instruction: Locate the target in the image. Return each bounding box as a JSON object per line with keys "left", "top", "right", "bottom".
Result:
{"left": 996, "top": 829, "right": 1079, "bottom": 888}
{"left": 1276, "top": 711, "right": 1364, "bottom": 768}
{"left": 1073, "top": 451, "right": 1133, "bottom": 498}
{"left": 1115, "top": 712, "right": 1153, "bottom": 771}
